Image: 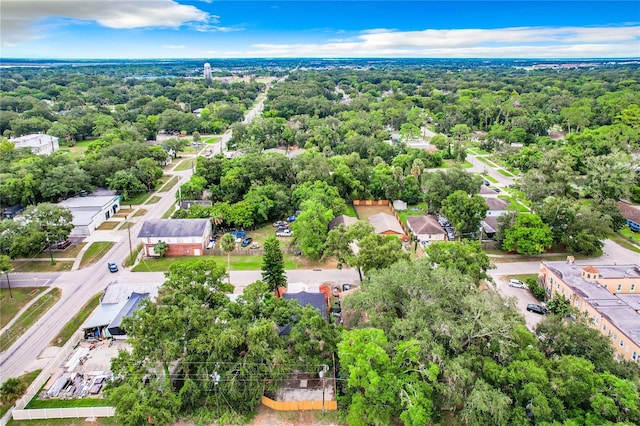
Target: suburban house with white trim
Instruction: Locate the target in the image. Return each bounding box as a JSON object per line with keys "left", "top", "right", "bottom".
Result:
{"left": 406, "top": 215, "right": 446, "bottom": 242}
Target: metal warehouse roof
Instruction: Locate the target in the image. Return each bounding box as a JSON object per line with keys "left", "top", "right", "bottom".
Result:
{"left": 137, "top": 219, "right": 210, "bottom": 238}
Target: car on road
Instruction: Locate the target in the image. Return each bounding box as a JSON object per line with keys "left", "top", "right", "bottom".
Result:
{"left": 240, "top": 237, "right": 253, "bottom": 247}
{"left": 108, "top": 262, "right": 118, "bottom": 273}
{"left": 526, "top": 303, "right": 547, "bottom": 315}
{"left": 492, "top": 187, "right": 501, "bottom": 193}
{"left": 276, "top": 229, "right": 293, "bottom": 237}
{"left": 483, "top": 180, "right": 490, "bottom": 186}
{"left": 509, "top": 279, "right": 527, "bottom": 289}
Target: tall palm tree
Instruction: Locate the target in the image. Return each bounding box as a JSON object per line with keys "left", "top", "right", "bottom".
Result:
{"left": 209, "top": 210, "right": 224, "bottom": 234}
{"left": 219, "top": 233, "right": 236, "bottom": 285}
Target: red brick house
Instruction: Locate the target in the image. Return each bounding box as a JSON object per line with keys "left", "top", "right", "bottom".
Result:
{"left": 137, "top": 219, "right": 212, "bottom": 257}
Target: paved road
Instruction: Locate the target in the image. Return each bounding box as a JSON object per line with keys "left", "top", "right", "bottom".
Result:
{"left": 0, "top": 94, "right": 271, "bottom": 380}
{"left": 466, "top": 153, "right": 516, "bottom": 188}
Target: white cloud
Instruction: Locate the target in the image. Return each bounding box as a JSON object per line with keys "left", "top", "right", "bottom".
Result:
{"left": 1, "top": 0, "right": 210, "bottom": 46}
{"left": 245, "top": 26, "right": 640, "bottom": 58}
{"left": 162, "top": 45, "right": 186, "bottom": 49}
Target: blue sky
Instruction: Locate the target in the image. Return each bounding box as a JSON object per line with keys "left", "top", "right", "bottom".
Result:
{"left": 1, "top": 1, "right": 639, "bottom": 58}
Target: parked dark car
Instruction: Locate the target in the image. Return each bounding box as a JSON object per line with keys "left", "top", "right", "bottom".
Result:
{"left": 108, "top": 262, "right": 118, "bottom": 273}
{"left": 492, "top": 187, "right": 501, "bottom": 193}
{"left": 272, "top": 220, "right": 286, "bottom": 228}
{"left": 56, "top": 240, "right": 72, "bottom": 250}
{"left": 331, "top": 304, "right": 341, "bottom": 314}
{"left": 483, "top": 180, "right": 490, "bottom": 186}
{"left": 526, "top": 303, "right": 547, "bottom": 315}
{"left": 287, "top": 215, "right": 297, "bottom": 222}
{"left": 240, "top": 237, "right": 253, "bottom": 247}
{"left": 342, "top": 283, "right": 351, "bottom": 292}
{"left": 229, "top": 231, "right": 247, "bottom": 239}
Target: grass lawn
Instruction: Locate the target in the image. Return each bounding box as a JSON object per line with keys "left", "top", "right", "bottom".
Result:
{"left": 96, "top": 221, "right": 120, "bottom": 230}
{"left": 343, "top": 204, "right": 357, "bottom": 217}
{"left": 79, "top": 242, "right": 115, "bottom": 268}
{"left": 0, "top": 287, "right": 47, "bottom": 329}
{"left": 10, "top": 260, "right": 73, "bottom": 273}
{"left": 0, "top": 370, "right": 41, "bottom": 418}
{"left": 204, "top": 136, "right": 220, "bottom": 144}
{"left": 35, "top": 243, "right": 86, "bottom": 259}
{"left": 498, "top": 168, "right": 515, "bottom": 177}
{"left": 124, "top": 191, "right": 152, "bottom": 205}
{"left": 7, "top": 419, "right": 117, "bottom": 426}
{"left": 498, "top": 196, "right": 530, "bottom": 213}
{"left": 161, "top": 205, "right": 177, "bottom": 219}
{"left": 158, "top": 175, "right": 179, "bottom": 192}
{"left": 174, "top": 158, "right": 196, "bottom": 171}
{"left": 397, "top": 205, "right": 427, "bottom": 227}
{"left": 440, "top": 160, "right": 473, "bottom": 169}
{"left": 483, "top": 175, "right": 499, "bottom": 183}
{"left": 145, "top": 195, "right": 161, "bottom": 204}
{"left": 50, "top": 292, "right": 102, "bottom": 347}
{"left": 26, "top": 397, "right": 112, "bottom": 409}
{"left": 0, "top": 289, "right": 61, "bottom": 353}
{"left": 133, "top": 253, "right": 316, "bottom": 272}
{"left": 124, "top": 243, "right": 143, "bottom": 267}
{"left": 608, "top": 230, "right": 640, "bottom": 253}
{"left": 133, "top": 208, "right": 147, "bottom": 217}
{"left": 476, "top": 156, "right": 491, "bottom": 165}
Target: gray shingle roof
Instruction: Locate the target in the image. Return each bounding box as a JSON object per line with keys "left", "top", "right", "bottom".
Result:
{"left": 368, "top": 212, "right": 405, "bottom": 235}
{"left": 328, "top": 214, "right": 358, "bottom": 230}
{"left": 617, "top": 201, "right": 640, "bottom": 225}
{"left": 485, "top": 197, "right": 509, "bottom": 210}
{"left": 406, "top": 216, "right": 445, "bottom": 235}
{"left": 137, "top": 219, "right": 209, "bottom": 238}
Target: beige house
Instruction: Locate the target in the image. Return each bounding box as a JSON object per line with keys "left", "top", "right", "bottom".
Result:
{"left": 368, "top": 213, "right": 407, "bottom": 240}
{"left": 538, "top": 261, "right": 640, "bottom": 362}
{"left": 406, "top": 216, "right": 446, "bottom": 242}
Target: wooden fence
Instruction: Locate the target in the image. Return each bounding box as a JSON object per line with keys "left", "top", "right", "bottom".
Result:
{"left": 262, "top": 396, "right": 337, "bottom": 411}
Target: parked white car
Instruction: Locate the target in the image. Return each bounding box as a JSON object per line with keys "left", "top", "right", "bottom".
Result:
{"left": 276, "top": 229, "right": 293, "bottom": 237}
{"left": 509, "top": 279, "right": 527, "bottom": 289}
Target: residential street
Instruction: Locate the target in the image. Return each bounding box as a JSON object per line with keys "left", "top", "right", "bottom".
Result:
{"left": 0, "top": 98, "right": 266, "bottom": 380}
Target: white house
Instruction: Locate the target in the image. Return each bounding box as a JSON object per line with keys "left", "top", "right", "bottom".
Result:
{"left": 137, "top": 219, "right": 212, "bottom": 257}
{"left": 406, "top": 216, "right": 446, "bottom": 242}
{"left": 59, "top": 195, "right": 120, "bottom": 236}
{"left": 9, "top": 134, "right": 59, "bottom": 155}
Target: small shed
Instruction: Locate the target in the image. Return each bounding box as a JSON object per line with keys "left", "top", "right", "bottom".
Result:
{"left": 392, "top": 200, "right": 408, "bottom": 211}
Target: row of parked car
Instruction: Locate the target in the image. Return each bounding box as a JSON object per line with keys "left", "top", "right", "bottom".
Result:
{"left": 508, "top": 278, "right": 548, "bottom": 315}
{"left": 273, "top": 219, "right": 294, "bottom": 237}
{"left": 436, "top": 215, "right": 456, "bottom": 240}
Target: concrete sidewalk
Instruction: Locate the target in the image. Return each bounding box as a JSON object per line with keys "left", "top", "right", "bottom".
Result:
{"left": 0, "top": 286, "right": 55, "bottom": 336}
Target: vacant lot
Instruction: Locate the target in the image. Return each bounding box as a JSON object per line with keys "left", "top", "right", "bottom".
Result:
{"left": 0, "top": 287, "right": 46, "bottom": 329}
{"left": 353, "top": 204, "right": 392, "bottom": 221}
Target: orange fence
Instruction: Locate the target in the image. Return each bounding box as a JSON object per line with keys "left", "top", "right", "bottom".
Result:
{"left": 353, "top": 200, "right": 410, "bottom": 241}
{"left": 261, "top": 396, "right": 337, "bottom": 411}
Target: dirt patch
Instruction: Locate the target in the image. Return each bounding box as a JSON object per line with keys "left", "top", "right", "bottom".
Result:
{"left": 252, "top": 405, "right": 340, "bottom": 426}
{"left": 353, "top": 204, "right": 392, "bottom": 221}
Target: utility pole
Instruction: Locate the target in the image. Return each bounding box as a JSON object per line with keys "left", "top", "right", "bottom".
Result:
{"left": 46, "top": 234, "right": 54, "bottom": 264}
